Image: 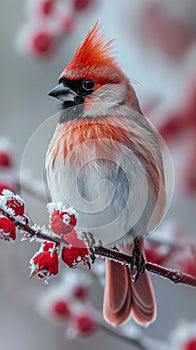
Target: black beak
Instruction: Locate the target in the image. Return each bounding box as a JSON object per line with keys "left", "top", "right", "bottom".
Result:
{"left": 48, "top": 83, "right": 72, "bottom": 102}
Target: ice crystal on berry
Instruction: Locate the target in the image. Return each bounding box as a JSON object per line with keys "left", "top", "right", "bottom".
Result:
{"left": 0, "top": 217, "right": 16, "bottom": 241}
{"left": 30, "top": 241, "right": 59, "bottom": 281}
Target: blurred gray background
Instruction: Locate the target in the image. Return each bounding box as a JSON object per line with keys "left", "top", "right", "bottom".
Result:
{"left": 0, "top": 0, "right": 196, "bottom": 349}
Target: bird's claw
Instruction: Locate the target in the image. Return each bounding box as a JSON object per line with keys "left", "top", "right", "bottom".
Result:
{"left": 131, "top": 238, "right": 146, "bottom": 282}
{"left": 81, "top": 232, "right": 97, "bottom": 265}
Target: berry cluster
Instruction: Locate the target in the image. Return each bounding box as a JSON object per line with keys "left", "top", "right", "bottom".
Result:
{"left": 30, "top": 241, "right": 59, "bottom": 279}
{"left": 159, "top": 82, "right": 196, "bottom": 195}
{"left": 0, "top": 190, "right": 26, "bottom": 241}
{"left": 140, "top": 1, "right": 196, "bottom": 60}
{"left": 16, "top": 0, "right": 94, "bottom": 59}
{"left": 48, "top": 202, "right": 89, "bottom": 269}
{"left": 0, "top": 190, "right": 91, "bottom": 281}
{"left": 38, "top": 270, "right": 97, "bottom": 337}
{"left": 144, "top": 81, "right": 196, "bottom": 196}
{"left": 30, "top": 204, "right": 90, "bottom": 281}
{"left": 0, "top": 186, "right": 97, "bottom": 337}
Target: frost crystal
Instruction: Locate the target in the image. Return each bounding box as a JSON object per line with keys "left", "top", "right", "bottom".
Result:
{"left": 47, "top": 201, "right": 77, "bottom": 219}
{"left": 62, "top": 214, "right": 71, "bottom": 225}
{"left": 0, "top": 217, "right": 16, "bottom": 241}
{"left": 0, "top": 190, "right": 25, "bottom": 216}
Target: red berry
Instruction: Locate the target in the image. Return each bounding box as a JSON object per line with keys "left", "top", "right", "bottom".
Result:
{"left": 51, "top": 300, "right": 70, "bottom": 319}
{"left": 185, "top": 173, "right": 196, "bottom": 194}
{"left": 159, "top": 115, "right": 184, "bottom": 140}
{"left": 60, "top": 15, "right": 74, "bottom": 34}
{"left": 73, "top": 0, "right": 92, "bottom": 11}
{"left": 50, "top": 210, "right": 77, "bottom": 235}
{"left": 71, "top": 314, "right": 97, "bottom": 336}
{"left": 179, "top": 258, "right": 196, "bottom": 276}
{"left": 61, "top": 230, "right": 89, "bottom": 268}
{"left": 165, "top": 246, "right": 196, "bottom": 276}
{"left": 69, "top": 214, "right": 77, "bottom": 227}
{"left": 42, "top": 241, "right": 56, "bottom": 252}
{"left": 0, "top": 152, "right": 12, "bottom": 168}
{"left": 6, "top": 198, "right": 25, "bottom": 216}
{"left": 73, "top": 286, "right": 87, "bottom": 300}
{"left": 0, "top": 217, "right": 16, "bottom": 241}
{"left": 39, "top": 0, "right": 55, "bottom": 16}
{"left": 51, "top": 210, "right": 66, "bottom": 235}
{"left": 31, "top": 31, "right": 56, "bottom": 56}
{"left": 185, "top": 339, "right": 196, "bottom": 350}
{"left": 32, "top": 251, "right": 59, "bottom": 278}
{"left": 61, "top": 245, "right": 79, "bottom": 268}
{"left": 145, "top": 242, "right": 166, "bottom": 265}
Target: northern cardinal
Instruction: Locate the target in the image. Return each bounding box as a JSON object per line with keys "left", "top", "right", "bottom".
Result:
{"left": 46, "top": 22, "right": 166, "bottom": 327}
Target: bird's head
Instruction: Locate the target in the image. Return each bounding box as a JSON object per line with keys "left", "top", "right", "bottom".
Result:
{"left": 49, "top": 21, "right": 140, "bottom": 119}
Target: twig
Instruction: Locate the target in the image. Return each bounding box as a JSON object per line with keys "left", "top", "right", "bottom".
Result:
{"left": 1, "top": 206, "right": 196, "bottom": 287}
{"left": 93, "top": 246, "right": 196, "bottom": 287}
{"left": 93, "top": 308, "right": 166, "bottom": 350}
{"left": 0, "top": 207, "right": 68, "bottom": 246}
{"left": 99, "top": 324, "right": 148, "bottom": 350}
{"left": 99, "top": 325, "right": 166, "bottom": 350}
{"left": 145, "top": 262, "right": 196, "bottom": 286}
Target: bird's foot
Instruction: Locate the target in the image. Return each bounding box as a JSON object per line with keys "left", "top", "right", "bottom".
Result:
{"left": 131, "top": 238, "right": 146, "bottom": 282}
{"left": 81, "top": 232, "right": 98, "bottom": 264}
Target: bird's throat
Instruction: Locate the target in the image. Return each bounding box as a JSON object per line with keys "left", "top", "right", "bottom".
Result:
{"left": 59, "top": 103, "right": 84, "bottom": 124}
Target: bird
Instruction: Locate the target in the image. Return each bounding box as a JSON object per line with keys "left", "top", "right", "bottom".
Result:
{"left": 46, "top": 21, "right": 166, "bottom": 327}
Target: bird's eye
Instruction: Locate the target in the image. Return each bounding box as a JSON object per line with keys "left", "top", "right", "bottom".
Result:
{"left": 82, "top": 79, "right": 95, "bottom": 91}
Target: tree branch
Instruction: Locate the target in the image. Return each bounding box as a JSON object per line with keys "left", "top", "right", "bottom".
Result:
{"left": 93, "top": 308, "right": 166, "bottom": 350}
{"left": 93, "top": 246, "right": 196, "bottom": 287}
{"left": 1, "top": 206, "right": 196, "bottom": 287}
{"left": 0, "top": 206, "right": 68, "bottom": 246}
{"left": 98, "top": 323, "right": 152, "bottom": 350}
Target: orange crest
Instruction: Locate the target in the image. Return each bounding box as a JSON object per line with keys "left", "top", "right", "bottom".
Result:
{"left": 61, "top": 21, "right": 117, "bottom": 79}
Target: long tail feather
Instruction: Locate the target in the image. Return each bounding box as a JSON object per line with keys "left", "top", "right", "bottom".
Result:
{"left": 103, "top": 259, "right": 132, "bottom": 327}
{"left": 131, "top": 239, "right": 156, "bottom": 326}
{"left": 131, "top": 270, "right": 156, "bottom": 326}
{"left": 103, "top": 239, "right": 156, "bottom": 327}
